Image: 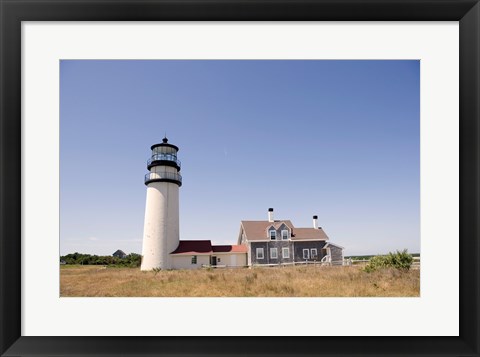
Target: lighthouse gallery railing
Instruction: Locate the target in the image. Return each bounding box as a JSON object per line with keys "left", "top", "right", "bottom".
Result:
{"left": 144, "top": 171, "right": 182, "bottom": 184}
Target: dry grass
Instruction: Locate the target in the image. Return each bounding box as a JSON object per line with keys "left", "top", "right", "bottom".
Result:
{"left": 60, "top": 265, "right": 419, "bottom": 297}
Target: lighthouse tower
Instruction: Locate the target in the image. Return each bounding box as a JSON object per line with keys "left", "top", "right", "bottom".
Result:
{"left": 141, "top": 137, "right": 182, "bottom": 270}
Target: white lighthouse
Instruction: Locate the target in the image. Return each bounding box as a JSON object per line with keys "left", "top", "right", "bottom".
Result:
{"left": 141, "top": 137, "right": 182, "bottom": 270}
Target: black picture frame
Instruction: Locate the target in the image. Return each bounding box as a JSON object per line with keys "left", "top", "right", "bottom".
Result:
{"left": 1, "top": 1, "right": 479, "bottom": 356}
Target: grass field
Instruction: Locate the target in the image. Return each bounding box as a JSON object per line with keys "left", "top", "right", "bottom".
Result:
{"left": 60, "top": 265, "right": 420, "bottom": 297}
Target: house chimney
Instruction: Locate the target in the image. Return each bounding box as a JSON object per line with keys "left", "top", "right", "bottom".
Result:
{"left": 268, "top": 208, "right": 274, "bottom": 222}
{"left": 313, "top": 215, "right": 318, "bottom": 229}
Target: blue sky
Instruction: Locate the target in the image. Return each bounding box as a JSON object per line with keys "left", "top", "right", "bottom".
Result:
{"left": 60, "top": 60, "right": 420, "bottom": 256}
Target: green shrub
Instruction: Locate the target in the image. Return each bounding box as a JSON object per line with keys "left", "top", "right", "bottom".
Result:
{"left": 363, "top": 255, "right": 389, "bottom": 272}
{"left": 364, "top": 249, "right": 413, "bottom": 273}
{"left": 387, "top": 249, "right": 413, "bottom": 271}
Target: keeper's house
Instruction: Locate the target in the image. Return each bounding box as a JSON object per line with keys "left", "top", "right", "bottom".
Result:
{"left": 237, "top": 208, "right": 344, "bottom": 266}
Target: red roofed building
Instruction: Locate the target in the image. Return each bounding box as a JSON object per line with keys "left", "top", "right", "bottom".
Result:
{"left": 169, "top": 240, "right": 248, "bottom": 269}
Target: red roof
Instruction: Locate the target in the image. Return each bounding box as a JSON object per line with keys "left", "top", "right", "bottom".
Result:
{"left": 212, "top": 245, "right": 248, "bottom": 253}
{"left": 170, "top": 240, "right": 212, "bottom": 255}
{"left": 170, "top": 241, "right": 247, "bottom": 255}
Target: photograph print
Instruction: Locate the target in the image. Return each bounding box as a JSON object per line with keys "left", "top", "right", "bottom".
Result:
{"left": 60, "top": 60, "right": 420, "bottom": 297}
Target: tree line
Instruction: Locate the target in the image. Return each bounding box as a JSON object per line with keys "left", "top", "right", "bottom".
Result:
{"left": 60, "top": 252, "right": 141, "bottom": 267}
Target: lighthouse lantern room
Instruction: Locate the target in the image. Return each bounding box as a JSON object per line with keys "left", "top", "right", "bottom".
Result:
{"left": 141, "top": 137, "right": 182, "bottom": 270}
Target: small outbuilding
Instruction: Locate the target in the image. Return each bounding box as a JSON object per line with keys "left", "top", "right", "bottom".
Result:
{"left": 112, "top": 249, "right": 127, "bottom": 259}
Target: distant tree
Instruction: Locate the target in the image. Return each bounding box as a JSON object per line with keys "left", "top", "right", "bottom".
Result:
{"left": 125, "top": 253, "right": 142, "bottom": 267}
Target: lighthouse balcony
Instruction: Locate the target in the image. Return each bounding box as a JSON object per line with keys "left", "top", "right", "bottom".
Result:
{"left": 147, "top": 153, "right": 181, "bottom": 171}
{"left": 145, "top": 171, "right": 182, "bottom": 186}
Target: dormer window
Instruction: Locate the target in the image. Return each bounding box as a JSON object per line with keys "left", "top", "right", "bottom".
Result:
{"left": 269, "top": 230, "right": 276, "bottom": 240}
{"left": 281, "top": 230, "right": 289, "bottom": 240}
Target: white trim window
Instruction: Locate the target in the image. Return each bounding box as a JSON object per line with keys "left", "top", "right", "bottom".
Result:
{"left": 191, "top": 255, "right": 197, "bottom": 264}
{"left": 311, "top": 248, "right": 318, "bottom": 259}
{"left": 269, "top": 230, "right": 277, "bottom": 240}
{"left": 270, "top": 248, "right": 278, "bottom": 259}
{"left": 256, "top": 248, "right": 265, "bottom": 259}
{"left": 303, "top": 249, "right": 310, "bottom": 260}
{"left": 281, "top": 230, "right": 289, "bottom": 240}
{"left": 282, "top": 247, "right": 290, "bottom": 259}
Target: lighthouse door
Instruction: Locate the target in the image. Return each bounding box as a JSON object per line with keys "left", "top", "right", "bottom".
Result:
{"left": 211, "top": 256, "right": 217, "bottom": 266}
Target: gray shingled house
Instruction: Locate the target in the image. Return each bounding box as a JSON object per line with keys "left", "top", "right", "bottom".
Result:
{"left": 237, "top": 208, "right": 344, "bottom": 266}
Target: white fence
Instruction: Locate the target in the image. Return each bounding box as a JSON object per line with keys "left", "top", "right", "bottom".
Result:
{"left": 201, "top": 257, "right": 420, "bottom": 269}
{"left": 251, "top": 260, "right": 346, "bottom": 268}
